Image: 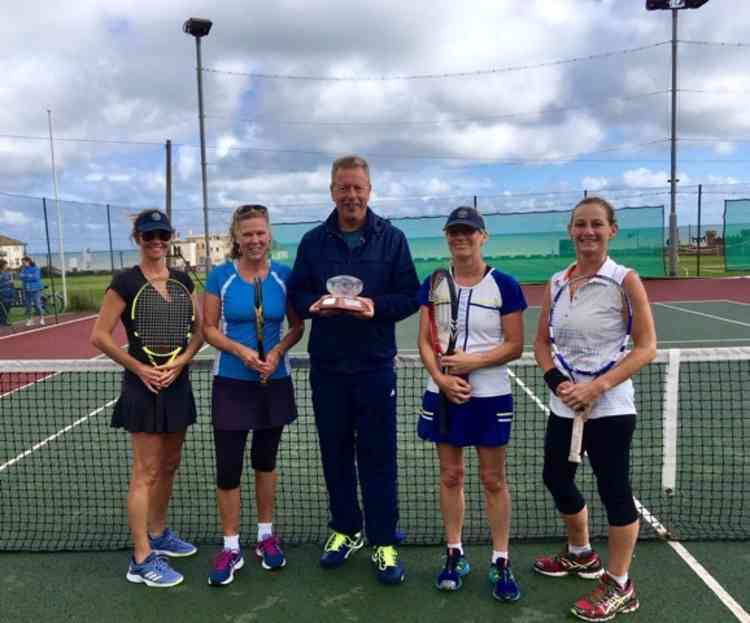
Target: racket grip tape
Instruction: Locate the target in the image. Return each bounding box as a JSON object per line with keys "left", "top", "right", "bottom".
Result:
{"left": 437, "top": 392, "right": 450, "bottom": 436}
{"left": 568, "top": 414, "right": 584, "bottom": 464}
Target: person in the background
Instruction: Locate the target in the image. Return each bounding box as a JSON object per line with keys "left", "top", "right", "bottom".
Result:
{"left": 0, "top": 260, "right": 14, "bottom": 326}
{"left": 202, "top": 204, "right": 304, "bottom": 587}
{"left": 289, "top": 154, "right": 420, "bottom": 585}
{"left": 416, "top": 207, "right": 526, "bottom": 601}
{"left": 19, "top": 256, "right": 45, "bottom": 327}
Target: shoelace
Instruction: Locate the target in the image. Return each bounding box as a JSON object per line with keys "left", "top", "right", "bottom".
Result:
{"left": 376, "top": 546, "right": 398, "bottom": 568}
{"left": 324, "top": 532, "right": 347, "bottom": 552}
{"left": 587, "top": 579, "right": 615, "bottom": 605}
{"left": 444, "top": 550, "right": 461, "bottom": 573}
{"left": 259, "top": 536, "right": 281, "bottom": 556}
{"left": 150, "top": 555, "right": 170, "bottom": 574}
{"left": 213, "top": 549, "right": 237, "bottom": 570}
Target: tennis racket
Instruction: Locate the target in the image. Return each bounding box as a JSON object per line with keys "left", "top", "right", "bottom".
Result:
{"left": 427, "top": 268, "right": 460, "bottom": 435}
{"left": 131, "top": 277, "right": 195, "bottom": 410}
{"left": 254, "top": 276, "right": 270, "bottom": 426}
{"left": 548, "top": 273, "right": 632, "bottom": 463}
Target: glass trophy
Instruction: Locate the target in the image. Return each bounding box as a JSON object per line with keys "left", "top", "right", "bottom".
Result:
{"left": 320, "top": 275, "right": 365, "bottom": 311}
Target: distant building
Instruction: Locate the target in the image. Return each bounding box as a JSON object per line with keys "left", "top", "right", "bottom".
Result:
{"left": 0, "top": 235, "right": 26, "bottom": 268}
{"left": 172, "top": 231, "right": 232, "bottom": 268}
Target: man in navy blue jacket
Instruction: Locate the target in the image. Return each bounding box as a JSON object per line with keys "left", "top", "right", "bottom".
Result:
{"left": 289, "top": 155, "right": 419, "bottom": 585}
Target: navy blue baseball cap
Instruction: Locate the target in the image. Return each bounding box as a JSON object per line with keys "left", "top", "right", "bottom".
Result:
{"left": 444, "top": 206, "right": 485, "bottom": 231}
{"left": 134, "top": 210, "right": 173, "bottom": 233}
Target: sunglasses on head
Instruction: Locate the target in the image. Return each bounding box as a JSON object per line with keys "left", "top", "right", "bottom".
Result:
{"left": 140, "top": 230, "right": 172, "bottom": 242}
{"left": 236, "top": 204, "right": 268, "bottom": 216}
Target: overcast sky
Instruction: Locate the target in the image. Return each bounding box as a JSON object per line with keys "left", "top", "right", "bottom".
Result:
{"left": 1, "top": 0, "right": 747, "bottom": 252}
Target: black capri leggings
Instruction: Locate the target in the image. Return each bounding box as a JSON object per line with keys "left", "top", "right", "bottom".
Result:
{"left": 542, "top": 412, "right": 638, "bottom": 527}
{"left": 214, "top": 427, "right": 284, "bottom": 490}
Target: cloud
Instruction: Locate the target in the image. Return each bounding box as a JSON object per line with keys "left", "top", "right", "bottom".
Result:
{"left": 0, "top": 209, "right": 30, "bottom": 226}
{"left": 1, "top": 0, "right": 748, "bottom": 250}
{"left": 582, "top": 176, "right": 609, "bottom": 191}
{"left": 623, "top": 168, "right": 668, "bottom": 188}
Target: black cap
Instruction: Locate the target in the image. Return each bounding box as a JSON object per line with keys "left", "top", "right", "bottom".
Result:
{"left": 444, "top": 206, "right": 485, "bottom": 231}
{"left": 134, "top": 210, "right": 173, "bottom": 233}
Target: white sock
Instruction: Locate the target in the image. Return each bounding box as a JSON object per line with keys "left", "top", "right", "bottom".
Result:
{"left": 491, "top": 550, "right": 508, "bottom": 564}
{"left": 447, "top": 542, "right": 463, "bottom": 554}
{"left": 258, "top": 522, "right": 273, "bottom": 541}
{"left": 608, "top": 571, "right": 629, "bottom": 589}
{"left": 224, "top": 534, "right": 240, "bottom": 551}
{"left": 569, "top": 543, "right": 591, "bottom": 556}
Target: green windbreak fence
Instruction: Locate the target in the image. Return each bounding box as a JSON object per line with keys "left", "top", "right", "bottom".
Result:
{"left": 724, "top": 199, "right": 750, "bottom": 271}
{"left": 272, "top": 205, "right": 666, "bottom": 283}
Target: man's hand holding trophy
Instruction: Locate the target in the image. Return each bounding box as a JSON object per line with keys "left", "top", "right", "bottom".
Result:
{"left": 309, "top": 275, "right": 374, "bottom": 319}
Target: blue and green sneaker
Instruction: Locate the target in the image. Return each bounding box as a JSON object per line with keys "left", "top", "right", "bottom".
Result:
{"left": 372, "top": 545, "right": 405, "bottom": 585}
{"left": 320, "top": 531, "right": 364, "bottom": 569}
{"left": 436, "top": 548, "right": 471, "bottom": 591}
{"left": 489, "top": 557, "right": 521, "bottom": 602}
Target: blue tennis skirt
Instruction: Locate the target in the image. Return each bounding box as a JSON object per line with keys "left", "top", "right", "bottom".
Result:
{"left": 418, "top": 391, "right": 514, "bottom": 447}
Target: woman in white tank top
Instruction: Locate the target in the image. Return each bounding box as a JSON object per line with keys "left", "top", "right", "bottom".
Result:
{"left": 532, "top": 197, "right": 656, "bottom": 622}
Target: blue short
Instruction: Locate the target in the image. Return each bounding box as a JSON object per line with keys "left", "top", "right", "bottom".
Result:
{"left": 418, "top": 391, "right": 513, "bottom": 447}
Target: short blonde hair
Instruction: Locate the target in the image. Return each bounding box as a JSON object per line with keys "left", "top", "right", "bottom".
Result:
{"left": 330, "top": 155, "right": 370, "bottom": 186}
{"left": 229, "top": 204, "right": 270, "bottom": 259}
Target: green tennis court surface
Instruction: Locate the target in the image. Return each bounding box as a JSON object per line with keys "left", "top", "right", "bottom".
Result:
{"left": 1, "top": 299, "right": 748, "bottom": 621}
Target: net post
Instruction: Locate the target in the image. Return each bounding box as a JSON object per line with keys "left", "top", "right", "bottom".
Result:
{"left": 662, "top": 348, "right": 681, "bottom": 495}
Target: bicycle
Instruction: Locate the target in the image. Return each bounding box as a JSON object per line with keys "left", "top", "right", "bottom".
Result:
{"left": 10, "top": 286, "right": 65, "bottom": 316}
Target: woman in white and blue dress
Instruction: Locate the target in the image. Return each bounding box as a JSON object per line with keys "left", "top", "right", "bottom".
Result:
{"left": 417, "top": 206, "right": 526, "bottom": 601}
{"left": 202, "top": 204, "right": 303, "bottom": 586}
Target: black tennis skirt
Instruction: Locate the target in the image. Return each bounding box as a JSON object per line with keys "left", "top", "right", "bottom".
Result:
{"left": 212, "top": 375, "right": 297, "bottom": 431}
{"left": 111, "top": 369, "right": 197, "bottom": 434}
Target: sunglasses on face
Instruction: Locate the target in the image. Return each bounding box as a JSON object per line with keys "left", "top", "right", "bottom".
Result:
{"left": 140, "top": 230, "right": 172, "bottom": 242}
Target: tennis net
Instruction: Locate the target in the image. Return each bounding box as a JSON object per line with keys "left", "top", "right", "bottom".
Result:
{"left": 1, "top": 348, "right": 748, "bottom": 551}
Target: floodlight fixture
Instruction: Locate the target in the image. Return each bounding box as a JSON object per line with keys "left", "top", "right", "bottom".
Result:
{"left": 646, "top": 0, "right": 710, "bottom": 10}
{"left": 183, "top": 18, "right": 212, "bottom": 38}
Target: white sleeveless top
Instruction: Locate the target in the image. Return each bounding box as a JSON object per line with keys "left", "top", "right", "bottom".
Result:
{"left": 548, "top": 257, "right": 636, "bottom": 419}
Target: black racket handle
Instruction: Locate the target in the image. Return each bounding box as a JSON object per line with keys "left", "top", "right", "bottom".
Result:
{"left": 437, "top": 391, "right": 450, "bottom": 435}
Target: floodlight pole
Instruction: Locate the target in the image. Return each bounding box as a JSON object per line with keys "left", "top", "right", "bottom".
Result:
{"left": 668, "top": 8, "right": 679, "bottom": 277}
{"left": 648, "top": 0, "right": 711, "bottom": 275}
{"left": 184, "top": 18, "right": 213, "bottom": 273}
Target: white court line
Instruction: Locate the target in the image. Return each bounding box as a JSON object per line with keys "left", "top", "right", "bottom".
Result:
{"left": 667, "top": 542, "right": 750, "bottom": 623}
{"left": 512, "top": 365, "right": 750, "bottom": 623}
{"left": 720, "top": 299, "right": 750, "bottom": 306}
{"left": 0, "top": 343, "right": 211, "bottom": 471}
{"left": 0, "top": 399, "right": 118, "bottom": 473}
{"left": 654, "top": 302, "right": 750, "bottom": 328}
{"left": 0, "top": 314, "right": 98, "bottom": 341}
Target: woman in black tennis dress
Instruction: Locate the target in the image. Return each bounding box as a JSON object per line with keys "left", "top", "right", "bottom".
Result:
{"left": 91, "top": 209, "right": 203, "bottom": 588}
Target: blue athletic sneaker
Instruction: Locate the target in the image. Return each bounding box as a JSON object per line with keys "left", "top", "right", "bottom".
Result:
{"left": 372, "top": 545, "right": 405, "bottom": 585}
{"left": 436, "top": 548, "right": 471, "bottom": 591}
{"left": 149, "top": 528, "right": 197, "bottom": 558}
{"left": 489, "top": 558, "right": 521, "bottom": 602}
{"left": 126, "top": 552, "right": 183, "bottom": 588}
{"left": 320, "top": 531, "right": 364, "bottom": 569}
{"left": 256, "top": 534, "right": 287, "bottom": 570}
{"left": 208, "top": 548, "right": 244, "bottom": 586}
